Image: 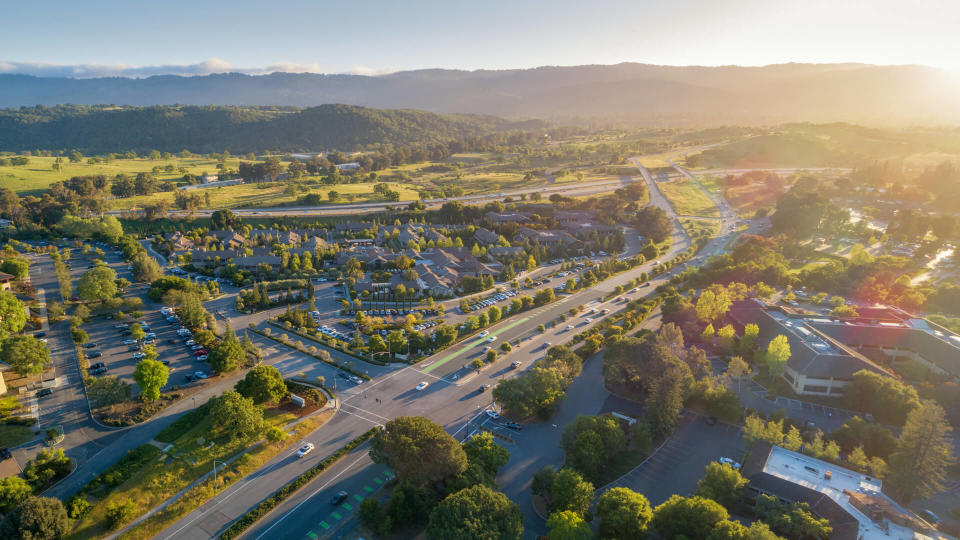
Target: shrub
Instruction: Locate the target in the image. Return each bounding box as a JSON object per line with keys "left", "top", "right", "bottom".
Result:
{"left": 105, "top": 499, "right": 138, "bottom": 530}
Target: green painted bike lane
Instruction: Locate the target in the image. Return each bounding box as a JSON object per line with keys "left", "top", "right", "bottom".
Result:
{"left": 422, "top": 316, "right": 531, "bottom": 374}
{"left": 307, "top": 469, "right": 394, "bottom": 538}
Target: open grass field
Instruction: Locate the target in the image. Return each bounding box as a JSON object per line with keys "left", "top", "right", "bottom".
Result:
{"left": 724, "top": 182, "right": 783, "bottom": 217}
{"left": 552, "top": 171, "right": 626, "bottom": 185}
{"left": 658, "top": 178, "right": 719, "bottom": 217}
{"left": 695, "top": 175, "right": 724, "bottom": 195}
{"left": 0, "top": 156, "right": 240, "bottom": 194}
{"left": 69, "top": 406, "right": 330, "bottom": 540}
{"left": 0, "top": 424, "right": 34, "bottom": 447}
{"left": 109, "top": 181, "right": 422, "bottom": 210}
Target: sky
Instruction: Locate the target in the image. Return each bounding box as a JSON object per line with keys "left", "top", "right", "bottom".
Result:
{"left": 2, "top": 0, "right": 959, "bottom": 78}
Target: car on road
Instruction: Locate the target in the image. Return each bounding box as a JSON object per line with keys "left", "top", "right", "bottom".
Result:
{"left": 36, "top": 388, "right": 52, "bottom": 397}
{"left": 479, "top": 384, "right": 490, "bottom": 393}
{"left": 296, "top": 443, "right": 316, "bottom": 458}
{"left": 584, "top": 317, "right": 592, "bottom": 323}
{"left": 486, "top": 336, "right": 496, "bottom": 343}
{"left": 331, "top": 490, "right": 348, "bottom": 505}
{"left": 485, "top": 409, "right": 500, "bottom": 419}
{"left": 565, "top": 325, "right": 573, "bottom": 331}
{"left": 87, "top": 351, "right": 102, "bottom": 358}
{"left": 478, "top": 330, "right": 489, "bottom": 338}
{"left": 511, "top": 361, "right": 521, "bottom": 369}
{"left": 415, "top": 381, "right": 429, "bottom": 391}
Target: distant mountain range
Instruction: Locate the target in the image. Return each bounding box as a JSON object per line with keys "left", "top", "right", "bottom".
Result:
{"left": 1, "top": 62, "right": 958, "bottom": 125}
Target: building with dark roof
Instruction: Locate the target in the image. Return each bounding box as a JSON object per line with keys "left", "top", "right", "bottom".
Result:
{"left": 742, "top": 442, "right": 952, "bottom": 540}
{"left": 730, "top": 300, "right": 895, "bottom": 396}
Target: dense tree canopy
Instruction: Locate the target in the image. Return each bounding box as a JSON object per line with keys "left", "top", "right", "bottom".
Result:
{"left": 370, "top": 416, "right": 467, "bottom": 486}
{"left": 596, "top": 487, "right": 653, "bottom": 540}
{"left": 1, "top": 335, "right": 51, "bottom": 377}
{"left": 425, "top": 485, "right": 523, "bottom": 540}
{"left": 0, "top": 291, "right": 26, "bottom": 340}
{"left": 0, "top": 496, "right": 69, "bottom": 540}
{"left": 235, "top": 365, "right": 287, "bottom": 404}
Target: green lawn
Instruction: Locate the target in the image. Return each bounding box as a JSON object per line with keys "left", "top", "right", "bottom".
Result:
{"left": 697, "top": 175, "right": 724, "bottom": 195}
{"left": 0, "top": 156, "right": 240, "bottom": 194}
{"left": 69, "top": 407, "right": 321, "bottom": 540}
{"left": 658, "top": 178, "right": 719, "bottom": 217}
{"left": 109, "top": 181, "right": 422, "bottom": 210}
{"left": 0, "top": 424, "right": 34, "bottom": 447}
{"left": 679, "top": 218, "right": 721, "bottom": 240}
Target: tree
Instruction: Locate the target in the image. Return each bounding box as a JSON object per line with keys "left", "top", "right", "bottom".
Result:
{"left": 1, "top": 258, "right": 29, "bottom": 279}
{"left": 843, "top": 370, "right": 919, "bottom": 425}
{"left": 131, "top": 252, "right": 163, "bottom": 283}
{"left": 86, "top": 376, "right": 132, "bottom": 407}
{"left": 753, "top": 494, "right": 832, "bottom": 539}
{"left": 764, "top": 335, "right": 791, "bottom": 376}
{"left": 696, "top": 462, "right": 748, "bottom": 510}
{"left": 208, "top": 329, "right": 244, "bottom": 374}
{"left": 71, "top": 327, "right": 88, "bottom": 344}
{"left": 426, "top": 485, "right": 522, "bottom": 540}
{"left": 653, "top": 495, "right": 729, "bottom": 539}
{"left": 0, "top": 496, "right": 69, "bottom": 540}
{"left": 210, "top": 209, "right": 242, "bottom": 230}
{"left": 707, "top": 520, "right": 784, "bottom": 540}
{"left": 739, "top": 323, "right": 759, "bottom": 354}
{"left": 133, "top": 357, "right": 168, "bottom": 401}
{"left": 0, "top": 290, "right": 26, "bottom": 340}
{"left": 129, "top": 323, "right": 145, "bottom": 342}
{"left": 1, "top": 336, "right": 50, "bottom": 377}
{"left": 370, "top": 416, "right": 467, "bottom": 485}
{"left": 550, "top": 468, "right": 593, "bottom": 515}
{"left": 104, "top": 499, "right": 137, "bottom": 530}
{"left": 782, "top": 425, "right": 803, "bottom": 452}
{"left": 0, "top": 476, "right": 32, "bottom": 513}
{"left": 561, "top": 414, "right": 627, "bottom": 483}
{"left": 887, "top": 401, "right": 954, "bottom": 504}
{"left": 596, "top": 487, "right": 653, "bottom": 540}
{"left": 265, "top": 426, "right": 288, "bottom": 446}
{"left": 22, "top": 449, "right": 71, "bottom": 490}
{"left": 76, "top": 265, "right": 118, "bottom": 301}
{"left": 368, "top": 334, "right": 387, "bottom": 353}
{"left": 546, "top": 510, "right": 592, "bottom": 540}
{"left": 210, "top": 391, "right": 264, "bottom": 439}
{"left": 235, "top": 365, "right": 287, "bottom": 404}
{"left": 462, "top": 431, "right": 509, "bottom": 480}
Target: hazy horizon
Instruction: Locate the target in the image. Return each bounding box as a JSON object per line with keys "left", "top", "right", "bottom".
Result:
{"left": 3, "top": 0, "right": 959, "bottom": 78}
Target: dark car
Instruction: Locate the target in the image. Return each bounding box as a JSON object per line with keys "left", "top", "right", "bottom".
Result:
{"left": 501, "top": 421, "right": 523, "bottom": 431}
{"left": 90, "top": 367, "right": 108, "bottom": 375}
{"left": 36, "top": 388, "right": 52, "bottom": 397}
{"left": 89, "top": 362, "right": 105, "bottom": 370}
{"left": 331, "top": 491, "right": 349, "bottom": 505}
{"left": 87, "top": 351, "right": 102, "bottom": 358}
{"left": 33, "top": 331, "right": 46, "bottom": 338}
{"left": 84, "top": 342, "right": 98, "bottom": 348}
{"left": 0, "top": 447, "right": 11, "bottom": 460}
{"left": 184, "top": 373, "right": 196, "bottom": 382}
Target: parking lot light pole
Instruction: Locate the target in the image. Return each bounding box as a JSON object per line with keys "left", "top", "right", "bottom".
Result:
{"left": 212, "top": 459, "right": 227, "bottom": 492}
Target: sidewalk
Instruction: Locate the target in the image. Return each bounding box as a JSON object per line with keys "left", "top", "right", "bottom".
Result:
{"left": 104, "top": 399, "right": 339, "bottom": 539}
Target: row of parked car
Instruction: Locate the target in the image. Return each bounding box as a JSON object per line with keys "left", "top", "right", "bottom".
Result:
{"left": 465, "top": 290, "right": 521, "bottom": 312}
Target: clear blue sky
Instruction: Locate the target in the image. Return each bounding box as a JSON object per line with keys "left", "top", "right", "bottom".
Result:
{"left": 3, "top": 0, "right": 959, "bottom": 77}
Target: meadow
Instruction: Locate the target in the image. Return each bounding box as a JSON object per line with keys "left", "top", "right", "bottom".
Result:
{"left": 657, "top": 178, "right": 719, "bottom": 217}
{"left": 0, "top": 156, "right": 240, "bottom": 194}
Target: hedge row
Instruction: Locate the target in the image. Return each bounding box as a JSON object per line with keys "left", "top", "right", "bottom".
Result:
{"left": 73, "top": 444, "right": 161, "bottom": 499}
{"left": 249, "top": 328, "right": 372, "bottom": 380}
{"left": 267, "top": 319, "right": 377, "bottom": 364}
{"left": 219, "top": 428, "right": 377, "bottom": 540}
{"left": 155, "top": 403, "right": 211, "bottom": 443}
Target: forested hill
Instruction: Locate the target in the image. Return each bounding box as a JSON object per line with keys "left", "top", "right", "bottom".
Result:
{"left": 1, "top": 62, "right": 958, "bottom": 125}
{"left": 0, "top": 104, "right": 544, "bottom": 154}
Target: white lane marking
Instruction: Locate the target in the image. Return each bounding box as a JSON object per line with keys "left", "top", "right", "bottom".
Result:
{"left": 339, "top": 403, "right": 390, "bottom": 422}
{"left": 252, "top": 453, "right": 372, "bottom": 540}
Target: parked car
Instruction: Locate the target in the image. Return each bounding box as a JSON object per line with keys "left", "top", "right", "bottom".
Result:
{"left": 89, "top": 362, "right": 105, "bottom": 370}
{"left": 84, "top": 342, "right": 98, "bottom": 348}
{"left": 197, "top": 355, "right": 208, "bottom": 361}
{"left": 718, "top": 457, "right": 741, "bottom": 470}
{"left": 33, "top": 331, "right": 46, "bottom": 338}
{"left": 194, "top": 371, "right": 208, "bottom": 379}
{"left": 36, "top": 388, "right": 52, "bottom": 397}
{"left": 122, "top": 339, "right": 137, "bottom": 345}
{"left": 184, "top": 373, "right": 196, "bottom": 382}
{"left": 132, "top": 352, "right": 146, "bottom": 360}
{"left": 90, "top": 367, "right": 108, "bottom": 375}
{"left": 87, "top": 351, "right": 102, "bottom": 358}
{"left": 297, "top": 443, "right": 315, "bottom": 458}
{"left": 485, "top": 409, "right": 500, "bottom": 419}
{"left": 193, "top": 350, "right": 207, "bottom": 357}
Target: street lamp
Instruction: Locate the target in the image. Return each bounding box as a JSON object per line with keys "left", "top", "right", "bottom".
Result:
{"left": 212, "top": 459, "right": 227, "bottom": 492}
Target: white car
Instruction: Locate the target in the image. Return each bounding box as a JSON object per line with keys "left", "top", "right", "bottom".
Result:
{"left": 122, "top": 339, "right": 137, "bottom": 345}
{"left": 297, "top": 443, "right": 315, "bottom": 458}
{"left": 485, "top": 409, "right": 500, "bottom": 419}
{"left": 566, "top": 325, "right": 573, "bottom": 330}
{"left": 479, "top": 330, "right": 489, "bottom": 338}
{"left": 194, "top": 371, "right": 208, "bottom": 379}
{"left": 132, "top": 352, "right": 145, "bottom": 359}
{"left": 197, "top": 355, "right": 208, "bottom": 361}
{"left": 486, "top": 336, "right": 496, "bottom": 343}
{"left": 416, "top": 381, "right": 429, "bottom": 391}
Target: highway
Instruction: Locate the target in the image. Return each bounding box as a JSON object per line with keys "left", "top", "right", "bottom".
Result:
{"left": 150, "top": 158, "right": 743, "bottom": 540}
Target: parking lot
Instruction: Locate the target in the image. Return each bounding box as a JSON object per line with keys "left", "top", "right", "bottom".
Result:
{"left": 81, "top": 305, "right": 214, "bottom": 391}
{"left": 599, "top": 414, "right": 747, "bottom": 505}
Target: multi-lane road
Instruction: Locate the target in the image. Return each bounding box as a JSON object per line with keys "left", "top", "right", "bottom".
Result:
{"left": 148, "top": 159, "right": 744, "bottom": 540}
